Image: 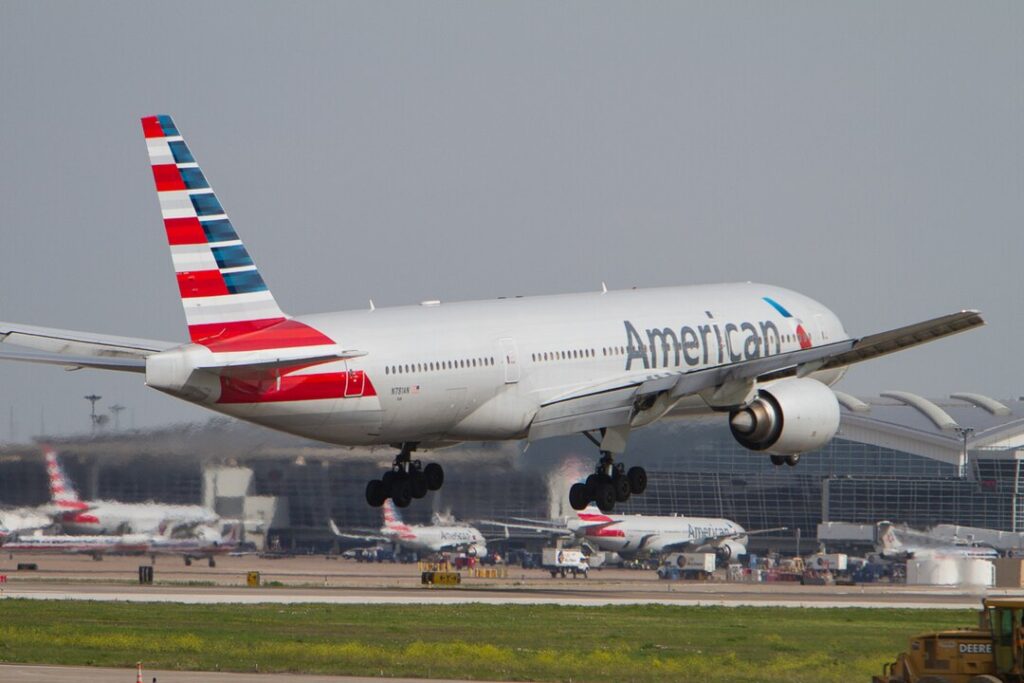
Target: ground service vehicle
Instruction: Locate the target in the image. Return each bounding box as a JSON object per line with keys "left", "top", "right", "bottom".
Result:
{"left": 875, "top": 597, "right": 1024, "bottom": 682}
{"left": 542, "top": 548, "right": 588, "bottom": 578}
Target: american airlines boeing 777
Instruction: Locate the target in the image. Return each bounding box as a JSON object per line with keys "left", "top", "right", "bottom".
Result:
{"left": 0, "top": 116, "right": 984, "bottom": 513}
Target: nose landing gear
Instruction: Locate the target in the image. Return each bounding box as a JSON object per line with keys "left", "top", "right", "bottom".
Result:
{"left": 365, "top": 443, "right": 444, "bottom": 508}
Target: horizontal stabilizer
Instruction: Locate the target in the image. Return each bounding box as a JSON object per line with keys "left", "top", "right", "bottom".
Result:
{"left": 0, "top": 349, "right": 146, "bottom": 373}
{"left": 0, "top": 321, "right": 173, "bottom": 373}
{"left": 195, "top": 350, "right": 367, "bottom": 377}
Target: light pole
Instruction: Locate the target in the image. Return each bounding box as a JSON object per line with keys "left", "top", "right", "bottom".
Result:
{"left": 954, "top": 426, "right": 975, "bottom": 479}
{"left": 84, "top": 394, "right": 102, "bottom": 432}
{"left": 109, "top": 404, "right": 125, "bottom": 430}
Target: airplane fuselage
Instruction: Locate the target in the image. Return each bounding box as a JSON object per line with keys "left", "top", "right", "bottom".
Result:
{"left": 571, "top": 511, "right": 746, "bottom": 556}
{"left": 159, "top": 282, "right": 847, "bottom": 447}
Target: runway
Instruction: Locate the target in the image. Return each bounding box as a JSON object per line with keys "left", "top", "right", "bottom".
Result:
{"left": 0, "top": 664, "right": 486, "bottom": 683}
{"left": 0, "top": 552, "right": 1006, "bottom": 609}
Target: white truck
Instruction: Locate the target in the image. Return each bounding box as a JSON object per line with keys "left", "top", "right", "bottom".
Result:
{"left": 657, "top": 552, "right": 717, "bottom": 580}
{"left": 542, "top": 547, "right": 589, "bottom": 578}
{"left": 805, "top": 552, "right": 848, "bottom": 572}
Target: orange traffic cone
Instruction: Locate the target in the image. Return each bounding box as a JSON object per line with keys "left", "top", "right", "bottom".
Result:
{"left": 135, "top": 661, "right": 143, "bottom": 683}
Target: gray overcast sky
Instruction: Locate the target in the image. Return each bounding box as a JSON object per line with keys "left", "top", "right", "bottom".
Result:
{"left": 0, "top": 2, "right": 1021, "bottom": 439}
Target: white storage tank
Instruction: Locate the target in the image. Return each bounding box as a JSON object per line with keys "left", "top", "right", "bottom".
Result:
{"left": 960, "top": 558, "right": 995, "bottom": 587}
{"left": 906, "top": 558, "right": 959, "bottom": 585}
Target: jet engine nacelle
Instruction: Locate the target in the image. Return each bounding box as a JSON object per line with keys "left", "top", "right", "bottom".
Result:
{"left": 728, "top": 378, "right": 840, "bottom": 456}
{"left": 714, "top": 540, "right": 746, "bottom": 564}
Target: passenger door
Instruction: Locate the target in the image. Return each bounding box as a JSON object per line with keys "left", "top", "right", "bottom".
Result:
{"left": 499, "top": 338, "right": 520, "bottom": 384}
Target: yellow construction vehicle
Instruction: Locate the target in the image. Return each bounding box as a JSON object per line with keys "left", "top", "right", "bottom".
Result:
{"left": 874, "top": 597, "right": 1024, "bottom": 682}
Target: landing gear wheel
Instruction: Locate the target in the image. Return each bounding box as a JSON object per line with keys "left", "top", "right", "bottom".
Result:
{"left": 613, "top": 475, "right": 631, "bottom": 502}
{"left": 569, "top": 482, "right": 590, "bottom": 511}
{"left": 208, "top": 558, "right": 216, "bottom": 568}
{"left": 365, "top": 480, "right": 386, "bottom": 507}
{"left": 584, "top": 474, "right": 600, "bottom": 500}
{"left": 410, "top": 470, "right": 428, "bottom": 499}
{"left": 381, "top": 470, "right": 397, "bottom": 490}
{"left": 423, "top": 463, "right": 444, "bottom": 491}
{"left": 391, "top": 478, "right": 413, "bottom": 508}
{"left": 785, "top": 454, "right": 800, "bottom": 467}
{"left": 770, "top": 455, "right": 787, "bottom": 466}
{"left": 594, "top": 481, "right": 616, "bottom": 513}
{"left": 626, "top": 466, "right": 647, "bottom": 495}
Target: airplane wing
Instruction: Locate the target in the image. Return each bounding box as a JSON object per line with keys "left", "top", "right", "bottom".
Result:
{"left": 529, "top": 310, "right": 983, "bottom": 441}
{"left": 328, "top": 519, "right": 387, "bottom": 544}
{"left": 656, "top": 526, "right": 789, "bottom": 554}
{"left": 0, "top": 321, "right": 175, "bottom": 373}
{"left": 476, "top": 519, "right": 575, "bottom": 538}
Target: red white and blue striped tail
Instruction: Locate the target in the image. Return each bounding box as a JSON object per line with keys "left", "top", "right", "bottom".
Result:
{"left": 44, "top": 448, "right": 86, "bottom": 510}
{"left": 142, "top": 115, "right": 329, "bottom": 351}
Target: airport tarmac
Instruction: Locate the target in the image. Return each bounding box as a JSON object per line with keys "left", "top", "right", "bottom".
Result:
{"left": 0, "top": 664, "right": 487, "bottom": 683}
{"left": 0, "top": 553, "right": 1006, "bottom": 609}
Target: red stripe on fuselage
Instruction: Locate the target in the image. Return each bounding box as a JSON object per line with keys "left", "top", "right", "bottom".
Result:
{"left": 193, "top": 319, "right": 334, "bottom": 351}
{"left": 177, "top": 270, "right": 229, "bottom": 298}
{"left": 165, "top": 217, "right": 208, "bottom": 245}
{"left": 151, "top": 164, "right": 186, "bottom": 191}
{"left": 218, "top": 371, "right": 377, "bottom": 404}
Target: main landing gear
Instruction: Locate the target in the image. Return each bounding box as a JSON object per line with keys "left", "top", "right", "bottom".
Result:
{"left": 569, "top": 431, "right": 647, "bottom": 513}
{"left": 769, "top": 454, "right": 800, "bottom": 467}
{"left": 365, "top": 443, "right": 444, "bottom": 508}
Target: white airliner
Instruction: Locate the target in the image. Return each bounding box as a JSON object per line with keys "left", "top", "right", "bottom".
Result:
{"left": 330, "top": 499, "right": 487, "bottom": 557}
{"left": 489, "top": 506, "right": 767, "bottom": 561}
{"left": 0, "top": 531, "right": 151, "bottom": 558}
{"left": 0, "top": 115, "right": 984, "bottom": 513}
{"left": 44, "top": 448, "right": 219, "bottom": 535}
{"left": 877, "top": 521, "right": 998, "bottom": 561}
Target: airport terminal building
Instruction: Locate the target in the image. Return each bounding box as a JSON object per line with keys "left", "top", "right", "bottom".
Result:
{"left": 3, "top": 390, "right": 1024, "bottom": 553}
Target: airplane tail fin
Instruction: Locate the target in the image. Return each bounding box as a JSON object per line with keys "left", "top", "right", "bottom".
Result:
{"left": 43, "top": 448, "right": 84, "bottom": 509}
{"left": 877, "top": 522, "right": 901, "bottom": 551}
{"left": 382, "top": 499, "right": 403, "bottom": 530}
{"left": 141, "top": 115, "right": 333, "bottom": 352}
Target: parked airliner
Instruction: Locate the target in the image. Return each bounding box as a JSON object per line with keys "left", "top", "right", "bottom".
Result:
{"left": 0, "top": 115, "right": 984, "bottom": 512}
{"left": 44, "top": 449, "right": 219, "bottom": 535}
{"left": 329, "top": 500, "right": 486, "bottom": 557}
{"left": 877, "top": 522, "right": 998, "bottom": 561}
{"left": 487, "top": 505, "right": 770, "bottom": 561}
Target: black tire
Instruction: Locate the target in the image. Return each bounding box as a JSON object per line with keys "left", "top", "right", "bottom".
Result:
{"left": 381, "top": 470, "right": 396, "bottom": 491}
{"left": 365, "top": 480, "right": 387, "bottom": 507}
{"left": 584, "top": 474, "right": 600, "bottom": 499}
{"left": 594, "top": 481, "right": 616, "bottom": 513}
{"left": 769, "top": 455, "right": 786, "bottom": 466}
{"left": 613, "top": 475, "right": 631, "bottom": 502}
{"left": 569, "top": 482, "right": 591, "bottom": 510}
{"left": 627, "top": 466, "right": 647, "bottom": 495}
{"left": 785, "top": 454, "right": 800, "bottom": 467}
{"left": 410, "top": 471, "right": 428, "bottom": 499}
{"left": 423, "top": 463, "right": 444, "bottom": 491}
{"left": 208, "top": 558, "right": 216, "bottom": 568}
{"left": 391, "top": 478, "right": 413, "bottom": 508}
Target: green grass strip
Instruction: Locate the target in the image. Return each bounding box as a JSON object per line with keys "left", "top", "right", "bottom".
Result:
{"left": 0, "top": 600, "right": 974, "bottom": 682}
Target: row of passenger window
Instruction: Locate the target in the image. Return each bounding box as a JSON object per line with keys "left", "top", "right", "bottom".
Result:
{"left": 533, "top": 348, "right": 594, "bottom": 362}
{"left": 385, "top": 357, "right": 496, "bottom": 375}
